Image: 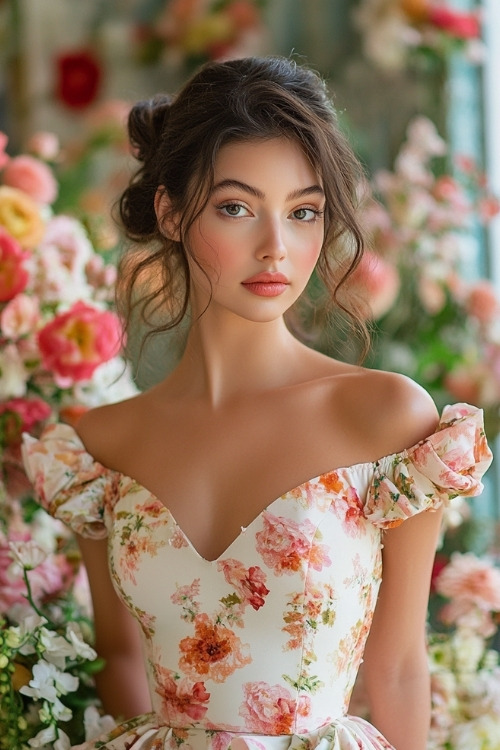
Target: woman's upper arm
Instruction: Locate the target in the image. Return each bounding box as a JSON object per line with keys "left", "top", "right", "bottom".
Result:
{"left": 77, "top": 535, "right": 142, "bottom": 656}
{"left": 362, "top": 505, "right": 443, "bottom": 678}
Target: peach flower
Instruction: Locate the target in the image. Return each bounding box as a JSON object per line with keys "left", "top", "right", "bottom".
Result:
{"left": 349, "top": 250, "right": 400, "bottom": 319}
{"left": 3, "top": 155, "right": 58, "bottom": 205}
{"left": 37, "top": 300, "right": 122, "bottom": 383}
{"left": 0, "top": 293, "right": 40, "bottom": 338}
{"left": 0, "top": 228, "right": 30, "bottom": 301}
{"left": 239, "top": 681, "right": 311, "bottom": 734}
{"left": 0, "top": 186, "right": 45, "bottom": 248}
{"left": 466, "top": 280, "right": 500, "bottom": 324}
{"left": 154, "top": 664, "right": 210, "bottom": 723}
{"left": 435, "top": 552, "right": 500, "bottom": 612}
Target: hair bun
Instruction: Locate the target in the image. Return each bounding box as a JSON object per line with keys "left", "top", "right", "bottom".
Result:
{"left": 128, "top": 94, "right": 173, "bottom": 165}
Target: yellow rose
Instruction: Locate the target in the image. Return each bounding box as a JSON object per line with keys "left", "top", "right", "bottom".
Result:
{"left": 0, "top": 185, "right": 45, "bottom": 248}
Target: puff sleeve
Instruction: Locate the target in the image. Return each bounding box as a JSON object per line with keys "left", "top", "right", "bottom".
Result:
{"left": 364, "top": 403, "right": 493, "bottom": 529}
{"left": 21, "top": 423, "right": 120, "bottom": 539}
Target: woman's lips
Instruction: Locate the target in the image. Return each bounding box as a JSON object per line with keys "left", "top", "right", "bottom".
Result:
{"left": 241, "top": 272, "right": 289, "bottom": 297}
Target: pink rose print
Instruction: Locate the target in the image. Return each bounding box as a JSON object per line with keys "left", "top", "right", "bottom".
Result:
{"left": 217, "top": 558, "right": 270, "bottom": 611}
{"left": 256, "top": 512, "right": 330, "bottom": 575}
{"left": 179, "top": 613, "right": 251, "bottom": 682}
{"left": 239, "top": 681, "right": 311, "bottom": 734}
{"left": 153, "top": 664, "right": 210, "bottom": 722}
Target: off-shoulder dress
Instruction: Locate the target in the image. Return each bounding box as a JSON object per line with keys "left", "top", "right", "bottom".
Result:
{"left": 22, "top": 403, "right": 493, "bottom": 750}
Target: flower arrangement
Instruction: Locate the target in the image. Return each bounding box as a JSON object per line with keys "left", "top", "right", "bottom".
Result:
{"left": 428, "top": 552, "right": 500, "bottom": 749}
{"left": 347, "top": 116, "right": 500, "bottom": 438}
{"left": 354, "top": 0, "right": 483, "bottom": 72}
{"left": 0, "top": 131, "right": 136, "bottom": 747}
{"left": 134, "top": 0, "right": 269, "bottom": 69}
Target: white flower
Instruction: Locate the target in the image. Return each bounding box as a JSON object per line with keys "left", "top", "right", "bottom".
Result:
{"left": 0, "top": 343, "right": 29, "bottom": 398}
{"left": 73, "top": 356, "right": 138, "bottom": 407}
{"left": 66, "top": 622, "right": 97, "bottom": 661}
{"left": 450, "top": 714, "right": 500, "bottom": 749}
{"left": 20, "top": 659, "right": 78, "bottom": 702}
{"left": 28, "top": 724, "right": 57, "bottom": 747}
{"left": 83, "top": 705, "right": 116, "bottom": 741}
{"left": 452, "top": 630, "right": 485, "bottom": 674}
{"left": 54, "top": 729, "right": 71, "bottom": 750}
{"left": 39, "top": 627, "right": 77, "bottom": 668}
{"left": 9, "top": 539, "right": 48, "bottom": 570}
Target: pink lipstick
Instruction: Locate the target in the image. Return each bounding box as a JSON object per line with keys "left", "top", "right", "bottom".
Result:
{"left": 241, "top": 272, "right": 289, "bottom": 297}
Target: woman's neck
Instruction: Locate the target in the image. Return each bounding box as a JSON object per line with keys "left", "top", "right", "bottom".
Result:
{"left": 168, "top": 312, "right": 308, "bottom": 407}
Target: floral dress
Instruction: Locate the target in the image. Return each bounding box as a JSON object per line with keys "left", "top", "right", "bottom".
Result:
{"left": 22, "top": 403, "right": 492, "bottom": 750}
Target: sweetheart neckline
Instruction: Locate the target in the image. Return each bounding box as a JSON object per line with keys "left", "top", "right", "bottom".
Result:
{"left": 114, "top": 463, "right": 371, "bottom": 564}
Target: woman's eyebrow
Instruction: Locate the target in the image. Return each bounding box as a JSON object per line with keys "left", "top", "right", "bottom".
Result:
{"left": 212, "top": 179, "right": 324, "bottom": 201}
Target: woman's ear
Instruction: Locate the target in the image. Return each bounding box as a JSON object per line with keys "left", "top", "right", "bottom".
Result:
{"left": 154, "top": 186, "right": 181, "bottom": 241}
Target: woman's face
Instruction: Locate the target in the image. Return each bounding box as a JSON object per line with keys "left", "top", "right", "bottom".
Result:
{"left": 186, "top": 137, "right": 325, "bottom": 323}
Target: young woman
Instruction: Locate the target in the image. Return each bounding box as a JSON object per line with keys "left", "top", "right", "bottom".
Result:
{"left": 23, "top": 57, "right": 492, "bottom": 750}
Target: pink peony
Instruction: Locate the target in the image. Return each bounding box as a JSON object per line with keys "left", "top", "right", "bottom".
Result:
{"left": 429, "top": 6, "right": 480, "bottom": 39}
{"left": 0, "top": 227, "right": 30, "bottom": 302}
{"left": 37, "top": 300, "right": 122, "bottom": 383}
{"left": 0, "top": 132, "right": 9, "bottom": 169}
{"left": 239, "top": 681, "right": 311, "bottom": 734}
{"left": 435, "top": 552, "right": 500, "bottom": 613}
{"left": 1, "top": 293, "right": 40, "bottom": 339}
{"left": 2, "top": 155, "right": 58, "bottom": 205}
{"left": 26, "top": 131, "right": 60, "bottom": 161}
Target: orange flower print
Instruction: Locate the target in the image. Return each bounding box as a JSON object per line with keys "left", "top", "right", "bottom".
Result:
{"left": 256, "top": 512, "right": 330, "bottom": 575}
{"left": 153, "top": 664, "right": 210, "bottom": 722}
{"left": 217, "top": 558, "right": 270, "bottom": 611}
{"left": 319, "top": 471, "right": 344, "bottom": 494}
{"left": 179, "top": 613, "right": 251, "bottom": 683}
{"left": 239, "top": 681, "right": 311, "bottom": 734}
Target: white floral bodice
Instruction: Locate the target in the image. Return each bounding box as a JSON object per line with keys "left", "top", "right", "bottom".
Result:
{"left": 22, "top": 403, "right": 492, "bottom": 750}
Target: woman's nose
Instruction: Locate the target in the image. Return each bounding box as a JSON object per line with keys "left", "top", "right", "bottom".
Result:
{"left": 256, "top": 218, "right": 287, "bottom": 261}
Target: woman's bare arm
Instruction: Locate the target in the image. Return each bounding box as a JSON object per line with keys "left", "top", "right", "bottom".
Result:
{"left": 78, "top": 536, "right": 152, "bottom": 720}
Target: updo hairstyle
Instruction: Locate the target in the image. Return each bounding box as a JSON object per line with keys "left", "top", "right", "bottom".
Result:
{"left": 117, "top": 56, "right": 369, "bottom": 354}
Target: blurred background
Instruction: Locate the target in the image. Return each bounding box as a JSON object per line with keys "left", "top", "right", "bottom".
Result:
{"left": 1, "top": 3, "right": 500, "bottom": 747}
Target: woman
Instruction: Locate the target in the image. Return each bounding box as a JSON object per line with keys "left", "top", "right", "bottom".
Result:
{"left": 23, "top": 57, "right": 492, "bottom": 750}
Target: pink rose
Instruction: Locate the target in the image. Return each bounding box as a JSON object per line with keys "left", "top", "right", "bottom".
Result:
{"left": 349, "top": 250, "right": 400, "bottom": 319}
{"left": 1, "top": 293, "right": 40, "bottom": 339}
{"left": 0, "top": 529, "right": 72, "bottom": 613}
{"left": 429, "top": 6, "right": 480, "bottom": 39}
{"left": 239, "top": 681, "right": 311, "bottom": 734}
{"left": 0, "top": 228, "right": 30, "bottom": 302}
{"left": 2, "top": 155, "right": 58, "bottom": 205}
{"left": 466, "top": 280, "right": 500, "bottom": 324}
{"left": 0, "top": 397, "right": 51, "bottom": 443}
{"left": 0, "top": 132, "right": 9, "bottom": 169}
{"left": 26, "top": 132, "right": 60, "bottom": 161}
{"left": 38, "top": 300, "right": 122, "bottom": 383}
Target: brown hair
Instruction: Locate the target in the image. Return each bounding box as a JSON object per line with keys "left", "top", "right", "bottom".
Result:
{"left": 117, "top": 56, "right": 369, "bottom": 358}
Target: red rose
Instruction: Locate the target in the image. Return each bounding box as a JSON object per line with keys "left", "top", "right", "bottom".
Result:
{"left": 56, "top": 50, "right": 102, "bottom": 109}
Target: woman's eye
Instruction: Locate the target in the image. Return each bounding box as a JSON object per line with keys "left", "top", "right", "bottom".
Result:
{"left": 219, "top": 203, "right": 248, "bottom": 217}
{"left": 291, "top": 207, "right": 322, "bottom": 221}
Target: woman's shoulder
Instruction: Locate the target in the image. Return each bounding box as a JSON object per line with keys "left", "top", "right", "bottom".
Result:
{"left": 75, "top": 393, "right": 148, "bottom": 465}
{"left": 325, "top": 364, "right": 440, "bottom": 459}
